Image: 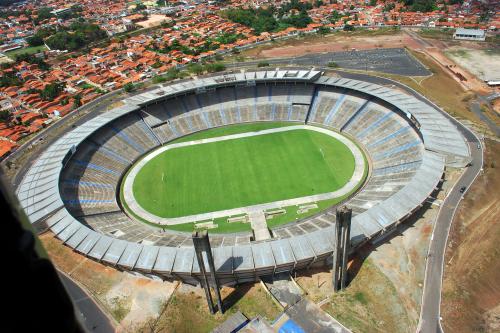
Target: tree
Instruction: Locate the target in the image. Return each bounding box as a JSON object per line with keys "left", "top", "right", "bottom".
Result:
{"left": 40, "top": 82, "right": 66, "bottom": 101}
{"left": 45, "top": 22, "right": 106, "bottom": 51}
{"left": 134, "top": 3, "right": 147, "bottom": 12}
{"left": 344, "top": 24, "right": 355, "bottom": 31}
{"left": 73, "top": 94, "right": 82, "bottom": 109}
{"left": 15, "top": 53, "right": 50, "bottom": 70}
{"left": 0, "top": 110, "right": 11, "bottom": 121}
{"left": 314, "top": 0, "right": 324, "bottom": 7}
{"left": 26, "top": 35, "right": 44, "bottom": 47}
{"left": 123, "top": 82, "right": 136, "bottom": 93}
{"left": 257, "top": 61, "right": 270, "bottom": 67}
{"left": 187, "top": 63, "right": 204, "bottom": 75}
{"left": 317, "top": 26, "right": 331, "bottom": 34}
{"left": 370, "top": 0, "right": 377, "bottom": 6}
{"left": 35, "top": 7, "right": 54, "bottom": 22}
{"left": 402, "top": 0, "right": 437, "bottom": 12}
{"left": 0, "top": 72, "right": 22, "bottom": 87}
{"left": 205, "top": 63, "right": 226, "bottom": 73}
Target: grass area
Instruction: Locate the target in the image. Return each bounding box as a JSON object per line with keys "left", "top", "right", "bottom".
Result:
{"left": 145, "top": 284, "right": 281, "bottom": 333}
{"left": 417, "top": 28, "right": 454, "bottom": 40}
{"left": 321, "top": 259, "right": 412, "bottom": 332}
{"left": 5, "top": 45, "right": 47, "bottom": 58}
{"left": 133, "top": 128, "right": 356, "bottom": 218}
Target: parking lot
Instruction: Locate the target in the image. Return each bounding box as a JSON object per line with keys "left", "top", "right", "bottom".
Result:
{"left": 232, "top": 48, "right": 431, "bottom": 76}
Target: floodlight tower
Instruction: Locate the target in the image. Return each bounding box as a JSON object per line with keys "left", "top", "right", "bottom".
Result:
{"left": 192, "top": 230, "right": 224, "bottom": 314}
{"left": 332, "top": 206, "right": 352, "bottom": 291}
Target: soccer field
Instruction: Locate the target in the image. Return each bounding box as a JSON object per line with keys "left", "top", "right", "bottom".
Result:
{"left": 132, "top": 127, "right": 357, "bottom": 218}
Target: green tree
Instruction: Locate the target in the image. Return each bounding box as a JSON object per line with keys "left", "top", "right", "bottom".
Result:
{"left": 73, "top": 94, "right": 82, "bottom": 109}
{"left": 15, "top": 53, "right": 50, "bottom": 70}
{"left": 317, "top": 26, "right": 331, "bottom": 34}
{"left": 0, "top": 72, "right": 22, "bottom": 87}
{"left": 187, "top": 63, "right": 204, "bottom": 75}
{"left": 344, "top": 24, "right": 355, "bottom": 31}
{"left": 26, "top": 35, "right": 44, "bottom": 47}
{"left": 40, "top": 82, "right": 66, "bottom": 101}
{"left": 123, "top": 82, "right": 136, "bottom": 93}
{"left": 35, "top": 7, "right": 54, "bottom": 23}
{"left": 0, "top": 110, "right": 11, "bottom": 121}
{"left": 205, "top": 63, "right": 226, "bottom": 73}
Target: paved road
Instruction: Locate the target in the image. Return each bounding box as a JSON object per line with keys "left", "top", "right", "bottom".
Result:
{"left": 417, "top": 141, "right": 482, "bottom": 333}
{"left": 470, "top": 100, "right": 500, "bottom": 137}
{"left": 58, "top": 271, "right": 115, "bottom": 333}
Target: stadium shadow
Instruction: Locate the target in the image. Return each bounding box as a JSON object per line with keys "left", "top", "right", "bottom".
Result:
{"left": 346, "top": 200, "right": 433, "bottom": 286}
{"left": 222, "top": 282, "right": 252, "bottom": 310}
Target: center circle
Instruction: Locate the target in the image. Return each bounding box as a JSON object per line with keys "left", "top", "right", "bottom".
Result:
{"left": 121, "top": 122, "right": 367, "bottom": 232}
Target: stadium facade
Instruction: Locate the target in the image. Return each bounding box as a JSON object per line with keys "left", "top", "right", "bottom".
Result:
{"left": 17, "top": 69, "right": 470, "bottom": 285}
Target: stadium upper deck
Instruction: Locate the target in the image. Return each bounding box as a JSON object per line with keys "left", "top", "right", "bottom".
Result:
{"left": 16, "top": 69, "right": 470, "bottom": 284}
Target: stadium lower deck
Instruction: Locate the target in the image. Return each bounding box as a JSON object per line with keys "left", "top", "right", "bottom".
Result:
{"left": 17, "top": 70, "right": 470, "bottom": 284}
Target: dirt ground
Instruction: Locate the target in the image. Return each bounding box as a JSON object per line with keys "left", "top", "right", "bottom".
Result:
{"left": 136, "top": 14, "right": 170, "bottom": 28}
{"left": 40, "top": 233, "right": 282, "bottom": 333}
{"left": 242, "top": 30, "right": 420, "bottom": 59}
{"left": 140, "top": 282, "right": 281, "bottom": 333}
{"left": 445, "top": 48, "right": 500, "bottom": 82}
{"left": 441, "top": 139, "right": 500, "bottom": 333}
{"left": 39, "top": 233, "right": 177, "bottom": 331}
{"left": 294, "top": 167, "right": 462, "bottom": 333}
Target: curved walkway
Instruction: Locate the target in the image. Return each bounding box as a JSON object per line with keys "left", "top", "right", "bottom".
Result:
{"left": 123, "top": 125, "right": 365, "bottom": 226}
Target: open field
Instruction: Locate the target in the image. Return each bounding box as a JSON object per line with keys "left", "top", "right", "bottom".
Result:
{"left": 133, "top": 128, "right": 356, "bottom": 218}
{"left": 40, "top": 232, "right": 280, "bottom": 332}
{"left": 39, "top": 232, "right": 177, "bottom": 329}
{"left": 5, "top": 45, "right": 47, "bottom": 58}
{"left": 441, "top": 139, "right": 500, "bottom": 333}
{"left": 312, "top": 259, "right": 412, "bottom": 333}
{"left": 445, "top": 48, "right": 500, "bottom": 82}
{"left": 236, "top": 29, "right": 420, "bottom": 60}
{"left": 136, "top": 14, "right": 170, "bottom": 28}
{"left": 140, "top": 283, "right": 281, "bottom": 333}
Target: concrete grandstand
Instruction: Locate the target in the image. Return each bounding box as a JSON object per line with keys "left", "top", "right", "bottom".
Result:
{"left": 17, "top": 69, "right": 470, "bottom": 285}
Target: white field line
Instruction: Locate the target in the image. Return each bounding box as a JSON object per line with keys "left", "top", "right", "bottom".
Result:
{"left": 122, "top": 125, "right": 365, "bottom": 226}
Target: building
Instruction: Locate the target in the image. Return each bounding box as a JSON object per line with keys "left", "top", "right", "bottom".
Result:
{"left": 453, "top": 28, "right": 486, "bottom": 41}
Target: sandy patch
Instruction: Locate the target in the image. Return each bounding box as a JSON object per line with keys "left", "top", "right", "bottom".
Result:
{"left": 248, "top": 33, "right": 421, "bottom": 59}
{"left": 136, "top": 14, "right": 170, "bottom": 28}
{"left": 445, "top": 48, "right": 500, "bottom": 82}
{"left": 109, "top": 275, "right": 177, "bottom": 331}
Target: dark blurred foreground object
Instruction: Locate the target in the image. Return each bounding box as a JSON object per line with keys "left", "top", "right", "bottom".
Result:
{"left": 0, "top": 169, "right": 84, "bottom": 333}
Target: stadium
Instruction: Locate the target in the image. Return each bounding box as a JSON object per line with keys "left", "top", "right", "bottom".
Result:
{"left": 18, "top": 69, "right": 470, "bottom": 285}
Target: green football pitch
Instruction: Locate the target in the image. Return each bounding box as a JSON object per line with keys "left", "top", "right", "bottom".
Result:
{"left": 132, "top": 125, "right": 357, "bottom": 218}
